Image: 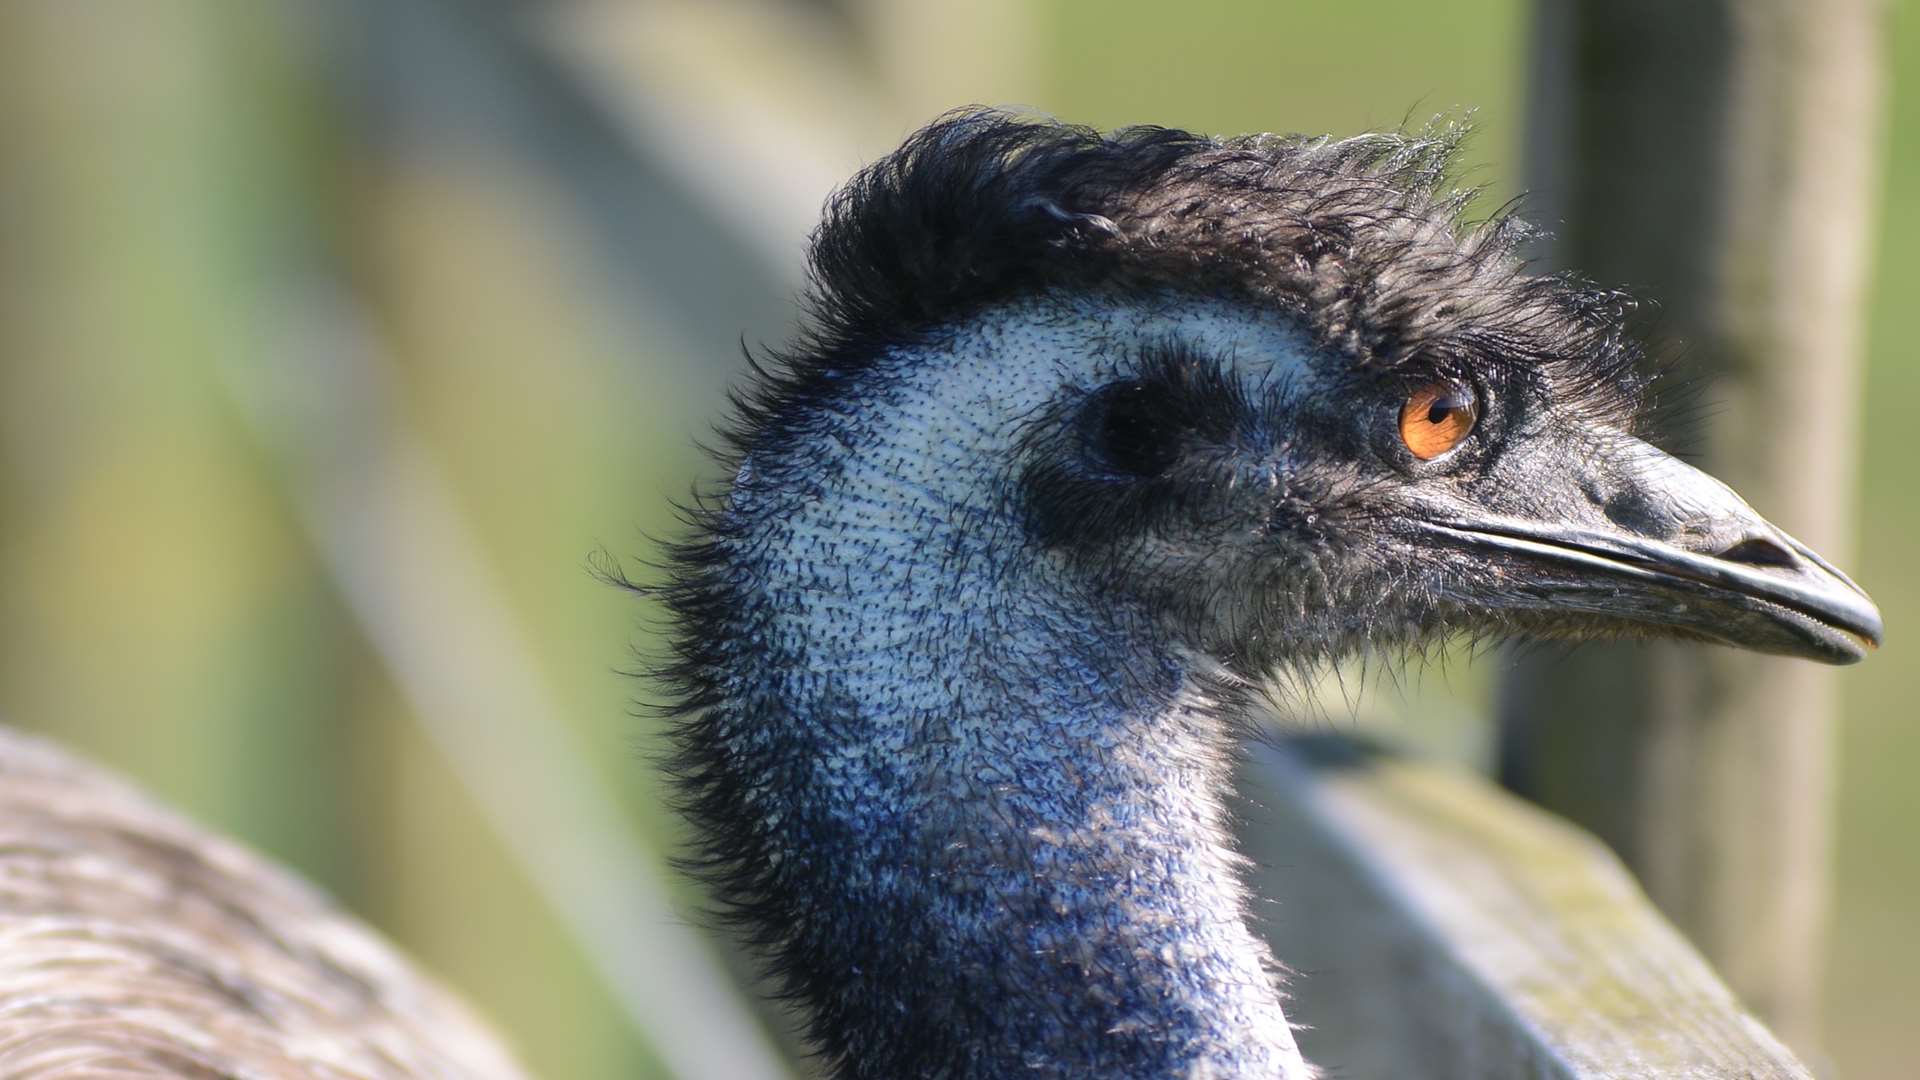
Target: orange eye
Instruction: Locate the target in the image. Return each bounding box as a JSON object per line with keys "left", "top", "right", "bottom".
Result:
{"left": 1399, "top": 381, "right": 1479, "bottom": 461}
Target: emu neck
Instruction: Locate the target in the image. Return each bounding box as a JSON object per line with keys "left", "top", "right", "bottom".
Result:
{"left": 703, "top": 312, "right": 1307, "bottom": 1077}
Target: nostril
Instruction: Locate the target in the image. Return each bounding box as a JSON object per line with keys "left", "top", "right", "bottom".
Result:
{"left": 1717, "top": 536, "right": 1798, "bottom": 569}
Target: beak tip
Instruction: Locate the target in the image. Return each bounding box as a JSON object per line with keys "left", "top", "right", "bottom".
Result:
{"left": 1798, "top": 597, "right": 1881, "bottom": 665}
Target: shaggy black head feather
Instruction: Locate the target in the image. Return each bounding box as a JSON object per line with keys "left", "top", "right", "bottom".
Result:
{"left": 767, "top": 108, "right": 1652, "bottom": 444}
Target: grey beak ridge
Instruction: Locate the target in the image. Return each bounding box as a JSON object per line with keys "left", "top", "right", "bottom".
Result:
{"left": 1424, "top": 437, "right": 1883, "bottom": 664}
{"left": 1426, "top": 515, "right": 1882, "bottom": 663}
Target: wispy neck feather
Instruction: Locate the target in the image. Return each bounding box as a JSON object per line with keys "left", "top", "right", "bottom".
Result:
{"left": 666, "top": 303, "right": 1313, "bottom": 1078}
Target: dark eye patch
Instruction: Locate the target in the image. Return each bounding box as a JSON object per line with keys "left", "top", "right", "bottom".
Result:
{"left": 1085, "top": 381, "right": 1184, "bottom": 477}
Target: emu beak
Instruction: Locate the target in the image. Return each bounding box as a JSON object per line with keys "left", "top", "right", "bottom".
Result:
{"left": 1420, "top": 436, "right": 1882, "bottom": 664}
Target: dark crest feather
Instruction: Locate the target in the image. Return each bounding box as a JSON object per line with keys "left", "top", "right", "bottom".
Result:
{"left": 712, "top": 106, "right": 1654, "bottom": 471}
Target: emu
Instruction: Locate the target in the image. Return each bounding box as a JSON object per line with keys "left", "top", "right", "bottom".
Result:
{"left": 655, "top": 110, "right": 1881, "bottom": 1079}
{"left": 0, "top": 109, "right": 1879, "bottom": 1077}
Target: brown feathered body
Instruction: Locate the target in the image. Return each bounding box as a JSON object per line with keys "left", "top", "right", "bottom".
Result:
{"left": 0, "top": 725, "right": 523, "bottom": 1078}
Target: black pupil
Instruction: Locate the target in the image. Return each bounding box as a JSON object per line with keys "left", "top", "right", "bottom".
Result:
{"left": 1426, "top": 391, "right": 1469, "bottom": 425}
{"left": 1094, "top": 383, "right": 1181, "bottom": 477}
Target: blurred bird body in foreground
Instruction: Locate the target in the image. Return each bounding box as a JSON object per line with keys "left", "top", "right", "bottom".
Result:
{"left": 0, "top": 726, "right": 525, "bottom": 1078}
{"left": 0, "top": 109, "right": 1879, "bottom": 1078}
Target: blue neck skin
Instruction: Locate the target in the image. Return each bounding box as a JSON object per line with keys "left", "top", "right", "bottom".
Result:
{"left": 695, "top": 313, "right": 1313, "bottom": 1078}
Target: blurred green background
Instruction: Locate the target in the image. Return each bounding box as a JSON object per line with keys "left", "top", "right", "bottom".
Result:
{"left": 0, "top": 1, "right": 1910, "bottom": 1077}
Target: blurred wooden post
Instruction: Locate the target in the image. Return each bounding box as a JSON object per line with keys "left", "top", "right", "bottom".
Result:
{"left": 1502, "top": 0, "right": 1887, "bottom": 1053}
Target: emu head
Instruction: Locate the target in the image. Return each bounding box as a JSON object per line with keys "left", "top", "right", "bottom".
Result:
{"left": 743, "top": 111, "right": 1879, "bottom": 680}
{"left": 665, "top": 110, "right": 1880, "bottom": 1079}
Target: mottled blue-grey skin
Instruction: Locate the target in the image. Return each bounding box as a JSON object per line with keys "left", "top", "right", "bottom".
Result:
{"left": 651, "top": 110, "right": 1879, "bottom": 1080}
{"left": 709, "top": 298, "right": 1324, "bottom": 1078}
